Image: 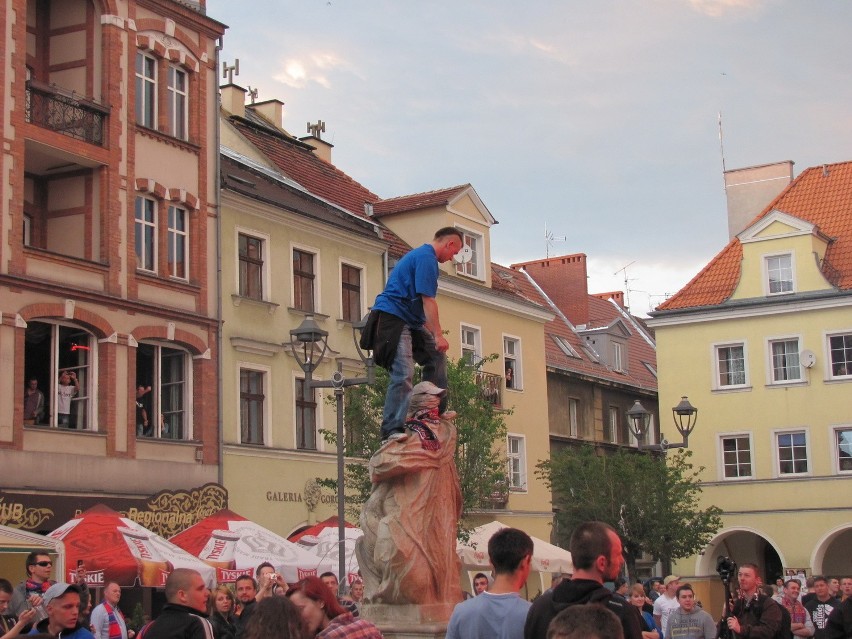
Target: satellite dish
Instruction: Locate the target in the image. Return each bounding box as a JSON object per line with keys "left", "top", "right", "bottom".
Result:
{"left": 800, "top": 349, "right": 816, "bottom": 369}
{"left": 453, "top": 245, "right": 473, "bottom": 264}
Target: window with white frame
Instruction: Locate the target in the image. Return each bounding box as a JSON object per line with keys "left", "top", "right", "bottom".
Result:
{"left": 461, "top": 325, "right": 481, "bottom": 365}
{"left": 829, "top": 333, "right": 852, "bottom": 378}
{"left": 23, "top": 321, "right": 94, "bottom": 430}
{"left": 716, "top": 343, "right": 747, "bottom": 388}
{"left": 167, "top": 205, "right": 188, "bottom": 280}
{"left": 240, "top": 368, "right": 265, "bottom": 445}
{"left": 776, "top": 431, "right": 808, "bottom": 475}
{"left": 612, "top": 342, "right": 624, "bottom": 372}
{"left": 455, "top": 229, "right": 482, "bottom": 279}
{"left": 766, "top": 254, "right": 794, "bottom": 294}
{"left": 295, "top": 378, "right": 317, "bottom": 450}
{"left": 238, "top": 233, "right": 265, "bottom": 300}
{"left": 136, "top": 343, "right": 189, "bottom": 440}
{"left": 341, "top": 263, "right": 362, "bottom": 322}
{"left": 167, "top": 65, "right": 188, "bottom": 140}
{"left": 568, "top": 398, "right": 579, "bottom": 438}
{"left": 606, "top": 406, "right": 621, "bottom": 444}
{"left": 135, "top": 197, "right": 157, "bottom": 272}
{"left": 507, "top": 435, "right": 527, "bottom": 491}
{"left": 135, "top": 52, "right": 157, "bottom": 128}
{"left": 835, "top": 427, "right": 852, "bottom": 472}
{"left": 503, "top": 336, "right": 522, "bottom": 390}
{"left": 721, "top": 435, "right": 752, "bottom": 479}
{"left": 770, "top": 338, "right": 801, "bottom": 383}
{"left": 293, "top": 248, "right": 316, "bottom": 312}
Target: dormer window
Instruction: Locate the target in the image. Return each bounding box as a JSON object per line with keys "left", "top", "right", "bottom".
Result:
{"left": 455, "top": 228, "right": 483, "bottom": 279}
{"left": 766, "top": 253, "right": 794, "bottom": 295}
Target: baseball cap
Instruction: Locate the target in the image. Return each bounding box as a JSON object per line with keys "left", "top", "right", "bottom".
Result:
{"left": 411, "top": 381, "right": 447, "bottom": 397}
{"left": 663, "top": 575, "right": 680, "bottom": 586}
{"left": 43, "top": 583, "right": 82, "bottom": 607}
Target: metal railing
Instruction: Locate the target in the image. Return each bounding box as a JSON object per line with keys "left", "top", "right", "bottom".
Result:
{"left": 25, "top": 80, "right": 108, "bottom": 146}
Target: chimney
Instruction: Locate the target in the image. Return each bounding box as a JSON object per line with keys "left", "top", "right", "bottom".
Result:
{"left": 724, "top": 161, "right": 794, "bottom": 238}
{"left": 513, "top": 254, "right": 589, "bottom": 325}
{"left": 220, "top": 83, "right": 247, "bottom": 118}
{"left": 593, "top": 291, "right": 624, "bottom": 307}
{"left": 300, "top": 134, "right": 333, "bottom": 164}
{"left": 247, "top": 99, "right": 285, "bottom": 131}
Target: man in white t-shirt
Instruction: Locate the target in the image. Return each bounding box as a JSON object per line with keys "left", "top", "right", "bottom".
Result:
{"left": 653, "top": 575, "right": 681, "bottom": 635}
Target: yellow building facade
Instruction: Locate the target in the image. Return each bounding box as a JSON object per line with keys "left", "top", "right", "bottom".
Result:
{"left": 648, "top": 164, "right": 852, "bottom": 591}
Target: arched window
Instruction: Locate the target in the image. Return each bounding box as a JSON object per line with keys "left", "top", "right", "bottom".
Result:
{"left": 24, "top": 321, "right": 95, "bottom": 429}
{"left": 136, "top": 342, "right": 191, "bottom": 440}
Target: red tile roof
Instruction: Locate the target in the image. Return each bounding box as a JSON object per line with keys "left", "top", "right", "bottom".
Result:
{"left": 658, "top": 161, "right": 852, "bottom": 311}
{"left": 372, "top": 185, "right": 472, "bottom": 217}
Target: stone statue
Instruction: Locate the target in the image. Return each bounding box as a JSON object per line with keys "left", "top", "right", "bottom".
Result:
{"left": 356, "top": 381, "right": 463, "bottom": 607}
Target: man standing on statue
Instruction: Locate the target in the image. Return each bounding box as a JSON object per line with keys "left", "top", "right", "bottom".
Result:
{"left": 360, "top": 227, "right": 463, "bottom": 442}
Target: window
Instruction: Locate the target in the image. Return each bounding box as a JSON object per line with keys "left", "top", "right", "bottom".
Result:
{"left": 167, "top": 65, "right": 188, "bottom": 140}
{"left": 766, "top": 254, "right": 793, "bottom": 294}
{"left": 553, "top": 335, "right": 580, "bottom": 359}
{"left": 167, "top": 206, "right": 188, "bottom": 280}
{"left": 605, "top": 406, "right": 622, "bottom": 444}
{"left": 503, "top": 337, "right": 522, "bottom": 390}
{"left": 341, "top": 264, "right": 362, "bottom": 322}
{"left": 770, "top": 339, "right": 801, "bottom": 382}
{"left": 507, "top": 435, "right": 527, "bottom": 491}
{"left": 836, "top": 428, "right": 852, "bottom": 472}
{"left": 568, "top": 398, "right": 579, "bottom": 438}
{"left": 293, "top": 249, "right": 315, "bottom": 312}
{"left": 135, "top": 52, "right": 157, "bottom": 128}
{"left": 240, "top": 369, "right": 264, "bottom": 445}
{"left": 295, "top": 378, "right": 317, "bottom": 450}
{"left": 612, "top": 342, "right": 624, "bottom": 372}
{"left": 238, "top": 233, "right": 264, "bottom": 300}
{"left": 135, "top": 197, "right": 157, "bottom": 272}
{"left": 23, "top": 214, "right": 32, "bottom": 246}
{"left": 721, "top": 435, "right": 752, "bottom": 479}
{"left": 455, "top": 229, "right": 482, "bottom": 278}
{"left": 776, "top": 431, "right": 808, "bottom": 475}
{"left": 136, "top": 343, "right": 189, "bottom": 440}
{"left": 461, "top": 325, "right": 481, "bottom": 365}
{"left": 829, "top": 333, "right": 852, "bottom": 377}
{"left": 23, "top": 321, "right": 93, "bottom": 429}
{"left": 716, "top": 343, "right": 747, "bottom": 388}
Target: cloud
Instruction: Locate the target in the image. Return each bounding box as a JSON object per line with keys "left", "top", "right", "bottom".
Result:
{"left": 272, "top": 52, "right": 353, "bottom": 89}
{"left": 686, "top": 0, "right": 766, "bottom": 18}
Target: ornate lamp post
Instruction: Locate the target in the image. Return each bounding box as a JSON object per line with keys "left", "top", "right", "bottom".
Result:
{"left": 627, "top": 396, "right": 698, "bottom": 451}
{"left": 290, "top": 314, "right": 374, "bottom": 585}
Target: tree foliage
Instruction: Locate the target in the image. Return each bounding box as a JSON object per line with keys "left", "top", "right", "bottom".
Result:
{"left": 320, "top": 356, "right": 509, "bottom": 535}
{"left": 537, "top": 445, "right": 722, "bottom": 577}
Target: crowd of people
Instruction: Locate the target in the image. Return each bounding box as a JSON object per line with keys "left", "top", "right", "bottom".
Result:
{"left": 3, "top": 534, "right": 852, "bottom": 639}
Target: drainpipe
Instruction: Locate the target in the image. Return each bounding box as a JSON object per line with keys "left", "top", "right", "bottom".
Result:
{"left": 214, "top": 35, "right": 224, "bottom": 487}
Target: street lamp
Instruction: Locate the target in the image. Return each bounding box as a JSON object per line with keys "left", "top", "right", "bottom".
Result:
{"left": 290, "top": 314, "right": 374, "bottom": 585}
{"left": 627, "top": 396, "right": 698, "bottom": 451}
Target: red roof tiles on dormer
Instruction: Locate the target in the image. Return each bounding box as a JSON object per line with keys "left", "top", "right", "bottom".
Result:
{"left": 372, "top": 185, "right": 472, "bottom": 217}
{"left": 657, "top": 161, "right": 852, "bottom": 311}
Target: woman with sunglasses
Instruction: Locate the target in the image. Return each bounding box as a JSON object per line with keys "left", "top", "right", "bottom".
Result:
{"left": 286, "top": 577, "right": 382, "bottom": 638}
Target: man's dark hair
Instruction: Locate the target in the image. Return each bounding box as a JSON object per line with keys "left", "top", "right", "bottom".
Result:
{"left": 434, "top": 227, "right": 463, "bottom": 241}
{"left": 676, "top": 584, "right": 694, "bottom": 599}
{"left": 547, "top": 603, "right": 624, "bottom": 639}
{"left": 235, "top": 574, "right": 258, "bottom": 590}
{"left": 25, "top": 552, "right": 50, "bottom": 577}
{"left": 488, "top": 527, "right": 533, "bottom": 575}
{"left": 319, "top": 572, "right": 338, "bottom": 583}
{"left": 614, "top": 578, "right": 627, "bottom": 590}
{"left": 784, "top": 579, "right": 800, "bottom": 589}
{"left": 569, "top": 521, "right": 615, "bottom": 571}
{"left": 473, "top": 573, "right": 488, "bottom": 582}
{"left": 255, "top": 562, "right": 274, "bottom": 578}
{"left": 0, "top": 578, "right": 12, "bottom": 595}
{"left": 242, "top": 596, "right": 303, "bottom": 639}
{"left": 812, "top": 575, "right": 827, "bottom": 585}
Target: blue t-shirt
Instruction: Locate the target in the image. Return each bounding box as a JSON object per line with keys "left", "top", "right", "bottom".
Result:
{"left": 372, "top": 244, "right": 438, "bottom": 327}
{"left": 446, "top": 591, "right": 531, "bottom": 639}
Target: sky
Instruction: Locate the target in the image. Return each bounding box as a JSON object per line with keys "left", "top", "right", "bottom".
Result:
{"left": 205, "top": 0, "right": 852, "bottom": 316}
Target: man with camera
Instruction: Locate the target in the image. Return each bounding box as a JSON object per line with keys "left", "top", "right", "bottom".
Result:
{"left": 722, "top": 563, "right": 783, "bottom": 639}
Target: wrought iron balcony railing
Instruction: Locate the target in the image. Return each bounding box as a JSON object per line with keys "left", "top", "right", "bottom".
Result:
{"left": 25, "top": 80, "right": 109, "bottom": 146}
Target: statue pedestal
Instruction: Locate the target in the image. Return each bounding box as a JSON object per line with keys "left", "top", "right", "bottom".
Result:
{"left": 361, "top": 603, "right": 455, "bottom": 639}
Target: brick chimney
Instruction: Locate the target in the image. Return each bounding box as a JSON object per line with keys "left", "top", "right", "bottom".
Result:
{"left": 724, "top": 161, "right": 794, "bottom": 239}
{"left": 220, "top": 83, "right": 246, "bottom": 118}
{"left": 512, "top": 253, "right": 589, "bottom": 325}
{"left": 247, "top": 99, "right": 285, "bottom": 131}
{"left": 593, "top": 291, "right": 624, "bottom": 306}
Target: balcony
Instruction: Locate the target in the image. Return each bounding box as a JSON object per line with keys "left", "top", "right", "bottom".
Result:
{"left": 477, "top": 370, "right": 503, "bottom": 408}
{"left": 478, "top": 480, "right": 508, "bottom": 509}
{"left": 25, "top": 80, "right": 109, "bottom": 146}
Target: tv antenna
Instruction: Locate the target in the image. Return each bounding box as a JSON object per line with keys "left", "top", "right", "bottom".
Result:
{"left": 222, "top": 59, "right": 240, "bottom": 84}
{"left": 545, "top": 222, "right": 566, "bottom": 258}
{"left": 307, "top": 120, "right": 326, "bottom": 140}
{"left": 247, "top": 86, "right": 259, "bottom": 104}
{"left": 614, "top": 261, "right": 636, "bottom": 311}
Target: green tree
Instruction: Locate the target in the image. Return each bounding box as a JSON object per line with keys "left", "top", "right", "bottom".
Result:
{"left": 537, "top": 444, "right": 722, "bottom": 578}
{"left": 320, "top": 356, "right": 510, "bottom": 536}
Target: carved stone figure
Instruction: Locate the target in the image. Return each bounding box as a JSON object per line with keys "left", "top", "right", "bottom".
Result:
{"left": 356, "top": 381, "right": 463, "bottom": 606}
